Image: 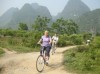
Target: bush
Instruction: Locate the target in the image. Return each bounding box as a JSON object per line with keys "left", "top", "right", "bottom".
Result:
{"left": 83, "top": 33, "right": 92, "bottom": 41}
{"left": 66, "top": 41, "right": 74, "bottom": 46}
{"left": 57, "top": 34, "right": 83, "bottom": 47}
{"left": 8, "top": 38, "right": 16, "bottom": 45}
{"left": 0, "top": 29, "right": 84, "bottom": 53}
{"left": 58, "top": 38, "right": 67, "bottom": 47}
{"left": 76, "top": 45, "right": 89, "bottom": 52}
{"left": 63, "top": 36, "right": 100, "bottom": 74}
{"left": 0, "top": 30, "right": 43, "bottom": 53}
{"left": 91, "top": 36, "right": 100, "bottom": 48}
{"left": 70, "top": 34, "right": 83, "bottom": 45}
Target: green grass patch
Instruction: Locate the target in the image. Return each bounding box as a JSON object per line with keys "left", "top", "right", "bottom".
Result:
{"left": 0, "top": 37, "right": 40, "bottom": 53}
{"left": 63, "top": 45, "right": 100, "bottom": 74}
{"left": 0, "top": 48, "right": 5, "bottom": 56}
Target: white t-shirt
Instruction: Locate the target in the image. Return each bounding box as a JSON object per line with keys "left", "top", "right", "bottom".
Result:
{"left": 52, "top": 36, "right": 59, "bottom": 43}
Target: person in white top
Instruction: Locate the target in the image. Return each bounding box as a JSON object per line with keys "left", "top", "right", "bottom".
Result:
{"left": 86, "top": 40, "right": 90, "bottom": 45}
{"left": 52, "top": 34, "right": 59, "bottom": 44}
{"left": 51, "top": 33, "right": 59, "bottom": 54}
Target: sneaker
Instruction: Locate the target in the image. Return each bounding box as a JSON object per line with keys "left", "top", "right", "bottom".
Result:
{"left": 45, "top": 60, "right": 49, "bottom": 66}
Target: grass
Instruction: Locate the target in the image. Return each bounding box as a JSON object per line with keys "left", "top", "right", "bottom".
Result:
{"left": 0, "top": 37, "right": 40, "bottom": 53}
{"left": 0, "top": 45, "right": 40, "bottom": 53}
{"left": 63, "top": 45, "right": 100, "bottom": 74}
{"left": 0, "top": 48, "right": 5, "bottom": 56}
{"left": 6, "top": 45, "right": 40, "bottom": 53}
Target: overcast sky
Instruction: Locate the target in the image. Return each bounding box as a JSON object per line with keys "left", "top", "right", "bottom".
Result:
{"left": 0, "top": 0, "right": 100, "bottom": 16}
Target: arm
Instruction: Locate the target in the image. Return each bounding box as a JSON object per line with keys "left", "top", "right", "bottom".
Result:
{"left": 37, "top": 39, "right": 42, "bottom": 44}
{"left": 37, "top": 37, "right": 42, "bottom": 44}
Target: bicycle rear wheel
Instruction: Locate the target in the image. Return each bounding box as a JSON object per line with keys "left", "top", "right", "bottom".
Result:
{"left": 36, "top": 55, "right": 45, "bottom": 72}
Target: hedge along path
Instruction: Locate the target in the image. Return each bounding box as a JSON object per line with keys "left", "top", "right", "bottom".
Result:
{"left": 0, "top": 46, "right": 76, "bottom": 74}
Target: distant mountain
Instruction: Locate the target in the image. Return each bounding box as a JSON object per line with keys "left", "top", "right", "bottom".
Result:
{"left": 57, "top": 0, "right": 90, "bottom": 19}
{"left": 0, "top": 0, "right": 100, "bottom": 33}
{"left": 0, "top": 7, "right": 18, "bottom": 27}
{"left": 31, "top": 3, "right": 51, "bottom": 18}
{"left": 75, "top": 9, "right": 100, "bottom": 32}
{"left": 0, "top": 3, "right": 52, "bottom": 29}
{"left": 31, "top": 3, "right": 39, "bottom": 9}
{"left": 7, "top": 3, "right": 37, "bottom": 28}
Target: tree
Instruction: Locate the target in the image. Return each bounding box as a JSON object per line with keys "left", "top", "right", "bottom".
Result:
{"left": 67, "top": 20, "right": 79, "bottom": 35}
{"left": 32, "top": 16, "right": 50, "bottom": 31}
{"left": 52, "top": 18, "right": 78, "bottom": 35}
{"left": 52, "top": 18, "right": 65, "bottom": 34}
{"left": 18, "top": 23, "right": 28, "bottom": 30}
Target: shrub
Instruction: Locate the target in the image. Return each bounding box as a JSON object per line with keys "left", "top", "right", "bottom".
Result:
{"left": 8, "top": 38, "right": 15, "bottom": 45}
{"left": 70, "top": 34, "right": 83, "bottom": 45}
{"left": 91, "top": 36, "right": 100, "bottom": 48}
{"left": 76, "top": 45, "right": 89, "bottom": 52}
{"left": 83, "top": 33, "right": 92, "bottom": 41}
{"left": 57, "top": 34, "right": 83, "bottom": 47}
{"left": 66, "top": 41, "right": 74, "bottom": 46}
{"left": 63, "top": 37, "right": 100, "bottom": 74}
{"left": 58, "top": 38, "right": 67, "bottom": 47}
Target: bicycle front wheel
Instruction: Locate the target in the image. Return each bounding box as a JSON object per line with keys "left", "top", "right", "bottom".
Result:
{"left": 36, "top": 55, "right": 45, "bottom": 72}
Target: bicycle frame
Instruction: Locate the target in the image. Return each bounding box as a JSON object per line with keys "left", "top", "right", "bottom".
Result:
{"left": 51, "top": 41, "right": 56, "bottom": 55}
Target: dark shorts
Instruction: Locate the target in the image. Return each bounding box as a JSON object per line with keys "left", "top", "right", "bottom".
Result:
{"left": 40, "top": 46, "right": 51, "bottom": 57}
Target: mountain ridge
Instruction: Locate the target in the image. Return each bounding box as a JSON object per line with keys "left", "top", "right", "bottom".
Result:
{"left": 75, "top": 9, "right": 100, "bottom": 32}
{"left": 57, "top": 0, "right": 90, "bottom": 19}
{"left": 0, "top": 0, "right": 100, "bottom": 32}
{"left": 0, "top": 3, "right": 52, "bottom": 29}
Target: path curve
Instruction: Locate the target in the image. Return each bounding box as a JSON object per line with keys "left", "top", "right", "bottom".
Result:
{"left": 0, "top": 46, "right": 76, "bottom": 74}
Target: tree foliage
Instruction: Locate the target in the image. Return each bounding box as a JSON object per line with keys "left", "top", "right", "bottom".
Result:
{"left": 52, "top": 18, "right": 78, "bottom": 35}
{"left": 18, "top": 23, "right": 28, "bottom": 30}
{"left": 32, "top": 16, "right": 50, "bottom": 31}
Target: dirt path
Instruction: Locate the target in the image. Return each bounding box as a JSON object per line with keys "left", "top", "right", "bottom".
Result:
{"left": 2, "top": 48, "right": 16, "bottom": 55}
{"left": 0, "top": 46, "right": 76, "bottom": 74}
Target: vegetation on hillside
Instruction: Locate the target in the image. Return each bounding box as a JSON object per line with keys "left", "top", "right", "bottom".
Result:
{"left": 0, "top": 16, "right": 79, "bottom": 53}
{"left": 76, "top": 9, "right": 100, "bottom": 32}
{"left": 63, "top": 36, "right": 100, "bottom": 74}
{"left": 0, "top": 14, "right": 100, "bottom": 74}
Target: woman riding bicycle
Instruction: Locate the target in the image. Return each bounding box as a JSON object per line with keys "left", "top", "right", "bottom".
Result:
{"left": 37, "top": 30, "right": 52, "bottom": 64}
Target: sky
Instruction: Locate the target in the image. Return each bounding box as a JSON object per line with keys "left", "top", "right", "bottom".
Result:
{"left": 0, "top": 0, "right": 100, "bottom": 16}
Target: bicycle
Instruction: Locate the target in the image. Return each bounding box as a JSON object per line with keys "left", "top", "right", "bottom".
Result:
{"left": 36, "top": 45, "right": 48, "bottom": 72}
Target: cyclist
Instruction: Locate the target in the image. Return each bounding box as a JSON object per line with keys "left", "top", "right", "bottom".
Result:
{"left": 37, "top": 30, "right": 52, "bottom": 64}
{"left": 52, "top": 33, "right": 59, "bottom": 53}
{"left": 86, "top": 39, "right": 90, "bottom": 45}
